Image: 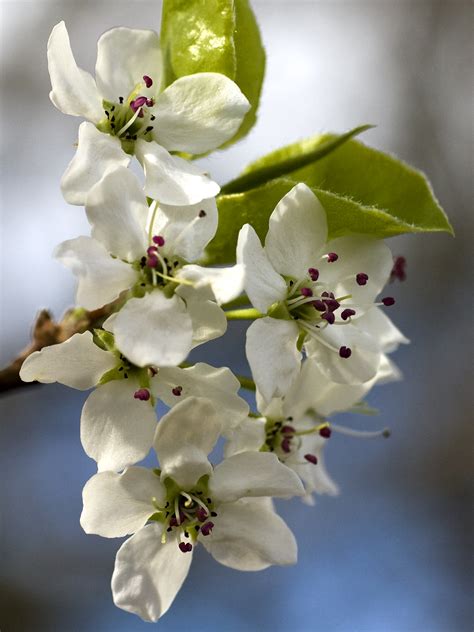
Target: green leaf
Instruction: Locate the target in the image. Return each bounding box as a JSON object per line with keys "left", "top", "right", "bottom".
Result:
{"left": 205, "top": 136, "right": 452, "bottom": 264}
{"left": 221, "top": 125, "right": 372, "bottom": 194}
{"left": 160, "top": 0, "right": 265, "bottom": 146}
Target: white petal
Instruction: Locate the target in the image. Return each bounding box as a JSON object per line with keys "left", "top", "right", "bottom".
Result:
{"left": 210, "top": 451, "right": 304, "bottom": 503}
{"left": 135, "top": 140, "right": 220, "bottom": 206}
{"left": 355, "top": 306, "right": 409, "bottom": 353}
{"left": 61, "top": 122, "right": 130, "bottom": 206}
{"left": 152, "top": 363, "right": 249, "bottom": 434}
{"left": 223, "top": 417, "right": 266, "bottom": 458}
{"left": 377, "top": 354, "right": 402, "bottom": 383}
{"left": 153, "top": 73, "right": 249, "bottom": 154}
{"left": 81, "top": 467, "right": 163, "bottom": 537}
{"left": 176, "top": 284, "right": 227, "bottom": 348}
{"left": 255, "top": 392, "right": 285, "bottom": 420}
{"left": 201, "top": 497, "right": 297, "bottom": 571}
{"left": 54, "top": 236, "right": 137, "bottom": 310}
{"left": 81, "top": 380, "right": 157, "bottom": 472}
{"left": 150, "top": 197, "right": 218, "bottom": 262}
{"left": 153, "top": 397, "right": 222, "bottom": 489}
{"left": 291, "top": 435, "right": 339, "bottom": 497}
{"left": 86, "top": 167, "right": 149, "bottom": 261}
{"left": 237, "top": 224, "right": 287, "bottom": 313}
{"left": 318, "top": 235, "right": 394, "bottom": 305}
{"left": 47, "top": 22, "right": 103, "bottom": 122}
{"left": 246, "top": 318, "right": 301, "bottom": 403}
{"left": 104, "top": 292, "right": 193, "bottom": 367}
{"left": 112, "top": 525, "right": 192, "bottom": 622}
{"left": 95, "top": 27, "right": 161, "bottom": 102}
{"left": 178, "top": 264, "right": 245, "bottom": 305}
{"left": 265, "top": 184, "right": 328, "bottom": 279}
{"left": 305, "top": 324, "right": 382, "bottom": 385}
{"left": 284, "top": 358, "right": 374, "bottom": 418}
{"left": 19, "top": 331, "right": 115, "bottom": 390}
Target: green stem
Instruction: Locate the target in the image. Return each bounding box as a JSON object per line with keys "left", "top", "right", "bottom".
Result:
{"left": 221, "top": 294, "right": 251, "bottom": 309}
{"left": 236, "top": 375, "right": 256, "bottom": 391}
{"left": 225, "top": 308, "right": 264, "bottom": 320}
{"left": 220, "top": 125, "right": 373, "bottom": 195}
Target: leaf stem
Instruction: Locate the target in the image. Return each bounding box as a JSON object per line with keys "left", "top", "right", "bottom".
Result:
{"left": 225, "top": 308, "right": 264, "bottom": 320}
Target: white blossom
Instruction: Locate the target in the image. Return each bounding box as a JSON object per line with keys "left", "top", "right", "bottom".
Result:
{"left": 237, "top": 183, "right": 408, "bottom": 402}
{"left": 20, "top": 332, "right": 249, "bottom": 471}
{"left": 47, "top": 22, "right": 250, "bottom": 205}
{"left": 54, "top": 167, "right": 243, "bottom": 367}
{"left": 226, "top": 354, "right": 401, "bottom": 503}
{"left": 80, "top": 397, "right": 304, "bottom": 621}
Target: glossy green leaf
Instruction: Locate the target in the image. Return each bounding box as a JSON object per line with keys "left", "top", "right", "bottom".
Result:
{"left": 221, "top": 126, "right": 372, "bottom": 194}
{"left": 160, "top": 0, "right": 265, "bottom": 146}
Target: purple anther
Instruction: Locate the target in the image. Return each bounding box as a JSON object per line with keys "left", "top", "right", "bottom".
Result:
{"left": 322, "top": 311, "right": 335, "bottom": 325}
{"left": 327, "top": 252, "right": 339, "bottom": 263}
{"left": 313, "top": 300, "right": 326, "bottom": 311}
{"left": 319, "top": 426, "right": 332, "bottom": 439}
{"left": 145, "top": 98, "right": 154, "bottom": 107}
{"left": 281, "top": 425, "right": 296, "bottom": 435}
{"left": 390, "top": 256, "right": 407, "bottom": 282}
{"left": 178, "top": 542, "right": 193, "bottom": 553}
{"left": 382, "top": 296, "right": 395, "bottom": 306}
{"left": 281, "top": 438, "right": 292, "bottom": 453}
{"left": 339, "top": 346, "right": 352, "bottom": 359}
{"left": 172, "top": 385, "right": 183, "bottom": 397}
{"left": 200, "top": 521, "right": 214, "bottom": 536}
{"left": 146, "top": 255, "right": 158, "bottom": 268}
{"left": 199, "top": 209, "right": 207, "bottom": 218}
{"left": 308, "top": 267, "right": 319, "bottom": 281}
{"left": 356, "top": 272, "right": 369, "bottom": 286}
{"left": 324, "top": 298, "right": 340, "bottom": 311}
{"left": 147, "top": 245, "right": 158, "bottom": 255}
{"left": 196, "top": 506, "right": 209, "bottom": 522}
{"left": 304, "top": 454, "right": 318, "bottom": 465}
{"left": 143, "top": 75, "right": 153, "bottom": 88}
{"left": 169, "top": 511, "right": 186, "bottom": 527}
{"left": 152, "top": 235, "right": 165, "bottom": 247}
{"left": 341, "top": 308, "right": 356, "bottom": 321}
{"left": 130, "top": 96, "right": 148, "bottom": 113}
{"left": 301, "top": 287, "right": 313, "bottom": 297}
{"left": 133, "top": 388, "right": 150, "bottom": 401}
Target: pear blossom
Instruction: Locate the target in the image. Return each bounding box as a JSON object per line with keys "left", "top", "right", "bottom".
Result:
{"left": 80, "top": 397, "right": 304, "bottom": 621}
{"left": 20, "top": 331, "right": 249, "bottom": 471}
{"left": 226, "top": 354, "right": 401, "bottom": 503}
{"left": 47, "top": 22, "right": 250, "bottom": 205}
{"left": 237, "top": 183, "right": 407, "bottom": 402}
{"left": 55, "top": 167, "right": 243, "bottom": 367}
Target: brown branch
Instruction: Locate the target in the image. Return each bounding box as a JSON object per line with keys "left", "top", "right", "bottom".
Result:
{"left": 0, "top": 306, "right": 112, "bottom": 394}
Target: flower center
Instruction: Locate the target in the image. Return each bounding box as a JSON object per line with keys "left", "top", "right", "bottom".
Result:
{"left": 151, "top": 477, "right": 217, "bottom": 553}
{"left": 262, "top": 416, "right": 330, "bottom": 464}
{"left": 96, "top": 75, "right": 157, "bottom": 154}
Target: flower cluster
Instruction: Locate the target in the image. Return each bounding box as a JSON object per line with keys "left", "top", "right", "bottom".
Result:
{"left": 20, "top": 22, "right": 410, "bottom": 622}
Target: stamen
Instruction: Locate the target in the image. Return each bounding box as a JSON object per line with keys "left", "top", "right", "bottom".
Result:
{"left": 172, "top": 385, "right": 183, "bottom": 396}
{"left": 300, "top": 287, "right": 313, "bottom": 297}
{"left": 116, "top": 106, "right": 143, "bottom": 136}
{"left": 143, "top": 75, "right": 153, "bottom": 88}
{"left": 281, "top": 425, "right": 296, "bottom": 435}
{"left": 200, "top": 522, "right": 214, "bottom": 536}
{"left": 196, "top": 506, "right": 209, "bottom": 522}
{"left": 339, "top": 345, "right": 352, "bottom": 359}
{"left": 304, "top": 454, "right": 318, "bottom": 464}
{"left": 356, "top": 273, "right": 369, "bottom": 286}
{"left": 133, "top": 388, "right": 150, "bottom": 401}
{"left": 322, "top": 311, "right": 335, "bottom": 325}
{"left": 146, "top": 255, "right": 158, "bottom": 268}
{"left": 178, "top": 542, "right": 193, "bottom": 553}
{"left": 313, "top": 299, "right": 326, "bottom": 311}
{"left": 308, "top": 267, "right": 319, "bottom": 281}
{"left": 319, "top": 426, "right": 332, "bottom": 439}
{"left": 281, "top": 438, "right": 291, "bottom": 453}
{"left": 324, "top": 298, "right": 340, "bottom": 311}
{"left": 152, "top": 235, "right": 165, "bottom": 247}
{"left": 382, "top": 296, "right": 395, "bottom": 306}
{"left": 341, "top": 308, "right": 356, "bottom": 320}
{"left": 199, "top": 210, "right": 207, "bottom": 218}
{"left": 331, "top": 422, "right": 391, "bottom": 439}
{"left": 146, "top": 98, "right": 154, "bottom": 107}
{"left": 326, "top": 252, "right": 339, "bottom": 263}
{"left": 147, "top": 246, "right": 158, "bottom": 255}
{"left": 130, "top": 96, "right": 148, "bottom": 113}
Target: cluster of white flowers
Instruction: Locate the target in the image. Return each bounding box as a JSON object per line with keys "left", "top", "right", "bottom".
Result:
{"left": 20, "top": 22, "right": 409, "bottom": 622}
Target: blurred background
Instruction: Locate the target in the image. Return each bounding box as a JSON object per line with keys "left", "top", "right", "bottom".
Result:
{"left": 1, "top": 1, "right": 472, "bottom": 630}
